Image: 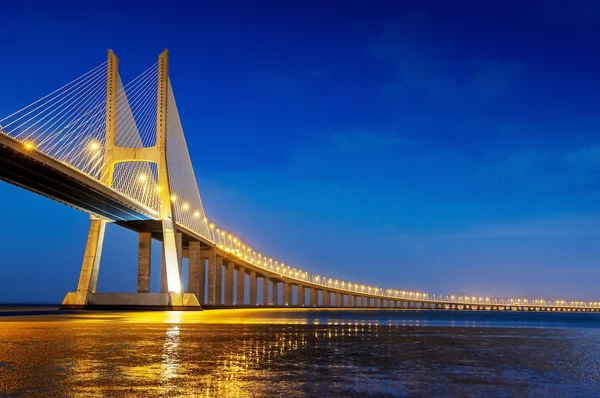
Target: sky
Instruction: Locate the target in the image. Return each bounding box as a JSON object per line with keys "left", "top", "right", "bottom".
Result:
{"left": 1, "top": 0, "right": 600, "bottom": 303}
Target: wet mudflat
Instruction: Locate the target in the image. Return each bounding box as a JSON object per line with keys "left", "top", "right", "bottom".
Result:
{"left": 1, "top": 309, "right": 600, "bottom": 397}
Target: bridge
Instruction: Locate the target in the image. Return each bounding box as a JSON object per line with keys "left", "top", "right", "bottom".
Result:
{"left": 0, "top": 50, "right": 597, "bottom": 313}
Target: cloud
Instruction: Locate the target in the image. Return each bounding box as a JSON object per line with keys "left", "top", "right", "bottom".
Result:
{"left": 371, "top": 11, "right": 457, "bottom": 99}
{"left": 329, "top": 130, "right": 405, "bottom": 153}
{"left": 469, "top": 57, "right": 526, "bottom": 99}
{"left": 371, "top": 12, "right": 525, "bottom": 101}
{"left": 563, "top": 144, "right": 600, "bottom": 170}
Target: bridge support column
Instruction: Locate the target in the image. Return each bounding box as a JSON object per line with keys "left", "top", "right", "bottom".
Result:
{"left": 348, "top": 295, "right": 354, "bottom": 307}
{"left": 297, "top": 285, "right": 306, "bottom": 306}
{"left": 203, "top": 249, "right": 217, "bottom": 305}
{"left": 225, "top": 261, "right": 235, "bottom": 306}
{"left": 283, "top": 283, "right": 292, "bottom": 306}
{"left": 160, "top": 249, "right": 167, "bottom": 293}
{"left": 249, "top": 270, "right": 257, "bottom": 305}
{"left": 61, "top": 218, "right": 106, "bottom": 307}
{"left": 262, "top": 278, "right": 269, "bottom": 305}
{"left": 310, "top": 287, "right": 318, "bottom": 306}
{"left": 236, "top": 266, "right": 245, "bottom": 305}
{"left": 188, "top": 241, "right": 203, "bottom": 303}
{"left": 272, "top": 280, "right": 279, "bottom": 305}
{"left": 322, "top": 291, "right": 330, "bottom": 307}
{"left": 137, "top": 232, "right": 152, "bottom": 293}
{"left": 335, "top": 292, "right": 341, "bottom": 307}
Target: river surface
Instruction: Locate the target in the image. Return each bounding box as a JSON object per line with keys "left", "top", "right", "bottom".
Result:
{"left": 1, "top": 308, "right": 600, "bottom": 397}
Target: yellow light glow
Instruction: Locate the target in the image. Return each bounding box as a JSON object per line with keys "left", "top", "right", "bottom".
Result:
{"left": 171, "top": 195, "right": 177, "bottom": 202}
{"left": 209, "top": 223, "right": 215, "bottom": 229}
{"left": 156, "top": 186, "right": 161, "bottom": 192}
{"left": 194, "top": 211, "right": 200, "bottom": 217}
{"left": 24, "top": 142, "right": 34, "bottom": 150}
{"left": 183, "top": 203, "right": 189, "bottom": 210}
{"left": 139, "top": 174, "right": 147, "bottom": 182}
{"left": 89, "top": 141, "right": 100, "bottom": 151}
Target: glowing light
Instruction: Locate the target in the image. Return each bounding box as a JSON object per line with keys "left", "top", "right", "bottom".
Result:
{"left": 183, "top": 203, "right": 189, "bottom": 210}
{"left": 24, "top": 142, "right": 34, "bottom": 150}
{"left": 209, "top": 223, "right": 215, "bottom": 229}
{"left": 156, "top": 186, "right": 162, "bottom": 192}
{"left": 139, "top": 174, "right": 147, "bottom": 182}
{"left": 194, "top": 211, "right": 200, "bottom": 217}
{"left": 171, "top": 195, "right": 177, "bottom": 202}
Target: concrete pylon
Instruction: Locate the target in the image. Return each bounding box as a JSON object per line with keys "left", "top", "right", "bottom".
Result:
{"left": 272, "top": 280, "right": 279, "bottom": 305}
{"left": 297, "top": 285, "right": 306, "bottom": 307}
{"left": 262, "top": 278, "right": 269, "bottom": 305}
{"left": 61, "top": 50, "right": 199, "bottom": 310}
{"left": 137, "top": 232, "right": 151, "bottom": 293}
{"left": 283, "top": 283, "right": 292, "bottom": 306}
{"left": 310, "top": 287, "right": 318, "bottom": 306}
{"left": 225, "top": 261, "right": 234, "bottom": 305}
{"left": 249, "top": 270, "right": 257, "bottom": 306}
{"left": 236, "top": 266, "right": 245, "bottom": 305}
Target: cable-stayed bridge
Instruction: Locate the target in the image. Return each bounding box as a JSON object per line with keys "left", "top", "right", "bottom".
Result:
{"left": 0, "top": 50, "right": 596, "bottom": 312}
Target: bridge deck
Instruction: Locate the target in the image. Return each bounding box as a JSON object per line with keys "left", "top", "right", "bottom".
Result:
{"left": 0, "top": 134, "right": 157, "bottom": 222}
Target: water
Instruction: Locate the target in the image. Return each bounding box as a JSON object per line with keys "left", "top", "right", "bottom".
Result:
{"left": 1, "top": 308, "right": 600, "bottom": 397}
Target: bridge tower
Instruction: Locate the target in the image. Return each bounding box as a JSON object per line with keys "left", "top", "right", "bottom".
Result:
{"left": 61, "top": 50, "right": 200, "bottom": 309}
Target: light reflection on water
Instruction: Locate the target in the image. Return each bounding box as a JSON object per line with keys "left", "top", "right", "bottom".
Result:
{"left": 1, "top": 309, "right": 600, "bottom": 396}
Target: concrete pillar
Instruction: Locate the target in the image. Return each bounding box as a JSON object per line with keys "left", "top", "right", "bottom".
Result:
{"left": 215, "top": 256, "right": 223, "bottom": 305}
{"left": 203, "top": 248, "right": 217, "bottom": 305}
{"left": 225, "top": 261, "right": 235, "bottom": 305}
{"left": 335, "top": 292, "right": 342, "bottom": 307}
{"left": 262, "top": 278, "right": 269, "bottom": 305}
{"left": 249, "top": 270, "right": 257, "bottom": 305}
{"left": 310, "top": 287, "right": 318, "bottom": 306}
{"left": 322, "top": 291, "right": 330, "bottom": 306}
{"left": 376, "top": 299, "right": 381, "bottom": 308}
{"left": 136, "top": 232, "right": 151, "bottom": 293}
{"left": 349, "top": 295, "right": 355, "bottom": 307}
{"left": 160, "top": 249, "right": 167, "bottom": 293}
{"left": 188, "top": 241, "right": 203, "bottom": 302}
{"left": 297, "top": 285, "right": 305, "bottom": 306}
{"left": 283, "top": 283, "right": 292, "bottom": 306}
{"left": 76, "top": 218, "right": 106, "bottom": 294}
{"left": 176, "top": 232, "right": 183, "bottom": 292}
{"left": 365, "top": 297, "right": 370, "bottom": 307}
{"left": 236, "top": 266, "right": 245, "bottom": 305}
{"left": 272, "top": 280, "right": 279, "bottom": 305}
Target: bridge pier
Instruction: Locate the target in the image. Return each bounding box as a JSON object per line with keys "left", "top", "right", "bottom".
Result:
{"left": 204, "top": 248, "right": 217, "bottom": 305}
{"left": 236, "top": 265, "right": 245, "bottom": 305}
{"left": 272, "top": 280, "right": 279, "bottom": 305}
{"left": 225, "top": 261, "right": 235, "bottom": 306}
{"left": 188, "top": 241, "right": 204, "bottom": 304}
{"left": 249, "top": 270, "right": 257, "bottom": 305}
{"left": 283, "top": 283, "right": 292, "bottom": 306}
{"left": 137, "top": 232, "right": 152, "bottom": 293}
{"left": 262, "top": 277, "right": 269, "bottom": 305}
{"left": 297, "top": 285, "right": 306, "bottom": 306}
{"left": 215, "top": 257, "right": 224, "bottom": 305}
{"left": 310, "top": 287, "right": 318, "bottom": 306}
{"left": 322, "top": 290, "right": 330, "bottom": 306}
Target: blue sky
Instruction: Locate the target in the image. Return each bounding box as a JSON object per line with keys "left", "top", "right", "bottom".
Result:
{"left": 1, "top": 0, "right": 600, "bottom": 302}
